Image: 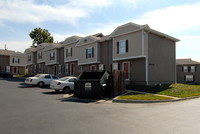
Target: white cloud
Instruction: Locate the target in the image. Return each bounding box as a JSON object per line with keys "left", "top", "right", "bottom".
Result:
{"left": 0, "top": 0, "right": 111, "bottom": 25}
{"left": 133, "top": 2, "right": 200, "bottom": 35}
{"left": 0, "top": 41, "right": 32, "bottom": 53}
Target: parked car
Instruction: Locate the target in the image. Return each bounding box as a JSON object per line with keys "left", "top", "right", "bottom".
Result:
{"left": 50, "top": 76, "right": 77, "bottom": 93}
{"left": 25, "top": 74, "right": 58, "bottom": 87}
{"left": 0, "top": 71, "right": 13, "bottom": 78}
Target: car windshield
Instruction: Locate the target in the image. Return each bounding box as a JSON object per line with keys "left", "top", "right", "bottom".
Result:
{"left": 58, "top": 77, "right": 69, "bottom": 81}
{"left": 34, "top": 74, "right": 41, "bottom": 78}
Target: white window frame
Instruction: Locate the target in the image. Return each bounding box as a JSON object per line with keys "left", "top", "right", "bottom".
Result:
{"left": 14, "top": 58, "right": 18, "bottom": 63}
{"left": 185, "top": 75, "right": 193, "bottom": 82}
{"left": 122, "top": 62, "right": 130, "bottom": 80}
{"left": 190, "top": 66, "right": 195, "bottom": 72}
{"left": 66, "top": 47, "right": 72, "bottom": 58}
{"left": 6, "top": 66, "right": 10, "bottom": 72}
{"left": 50, "top": 52, "right": 55, "bottom": 60}
{"left": 113, "top": 63, "right": 118, "bottom": 70}
{"left": 183, "top": 66, "right": 188, "bottom": 72}
{"left": 99, "top": 64, "right": 104, "bottom": 71}
{"left": 119, "top": 40, "right": 126, "bottom": 54}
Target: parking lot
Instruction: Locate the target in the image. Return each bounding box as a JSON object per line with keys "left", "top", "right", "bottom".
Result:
{"left": 1, "top": 77, "right": 200, "bottom": 134}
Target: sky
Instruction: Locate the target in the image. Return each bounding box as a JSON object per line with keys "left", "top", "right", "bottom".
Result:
{"left": 0, "top": 0, "right": 200, "bottom": 61}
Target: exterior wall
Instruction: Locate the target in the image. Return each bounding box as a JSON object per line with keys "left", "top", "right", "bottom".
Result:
{"left": 45, "top": 49, "right": 59, "bottom": 65}
{"left": 64, "top": 42, "right": 78, "bottom": 62}
{"left": 113, "top": 31, "right": 143, "bottom": 61}
{"left": 176, "top": 64, "right": 200, "bottom": 84}
{"left": 100, "top": 40, "right": 113, "bottom": 72}
{"left": 0, "top": 55, "right": 10, "bottom": 72}
{"left": 58, "top": 47, "right": 65, "bottom": 77}
{"left": 114, "top": 58, "right": 146, "bottom": 85}
{"left": 77, "top": 42, "right": 99, "bottom": 65}
{"left": 64, "top": 61, "right": 79, "bottom": 77}
{"left": 11, "top": 66, "right": 25, "bottom": 75}
{"left": 10, "top": 54, "right": 26, "bottom": 67}
{"left": 148, "top": 33, "right": 176, "bottom": 85}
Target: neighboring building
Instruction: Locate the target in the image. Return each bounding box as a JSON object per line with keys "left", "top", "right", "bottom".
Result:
{"left": 24, "top": 47, "right": 37, "bottom": 75}
{"left": 176, "top": 58, "right": 200, "bottom": 84}
{"left": 10, "top": 52, "right": 26, "bottom": 75}
{"left": 43, "top": 43, "right": 61, "bottom": 76}
{"left": 63, "top": 36, "right": 82, "bottom": 77}
{"left": 110, "top": 22, "right": 179, "bottom": 85}
{"left": 36, "top": 43, "right": 49, "bottom": 74}
{"left": 0, "top": 49, "right": 15, "bottom": 72}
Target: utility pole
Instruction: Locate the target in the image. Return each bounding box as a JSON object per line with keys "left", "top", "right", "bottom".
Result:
{"left": 5, "top": 44, "right": 7, "bottom": 50}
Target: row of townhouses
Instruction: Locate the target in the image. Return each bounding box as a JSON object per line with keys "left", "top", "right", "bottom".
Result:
{"left": 1, "top": 22, "right": 183, "bottom": 86}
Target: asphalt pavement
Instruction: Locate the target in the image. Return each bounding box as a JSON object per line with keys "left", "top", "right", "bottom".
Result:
{"left": 0, "top": 77, "right": 200, "bottom": 134}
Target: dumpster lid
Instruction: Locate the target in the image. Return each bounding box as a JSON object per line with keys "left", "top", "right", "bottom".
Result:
{"left": 78, "top": 71, "right": 106, "bottom": 80}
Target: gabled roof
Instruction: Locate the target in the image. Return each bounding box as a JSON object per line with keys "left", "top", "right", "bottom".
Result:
{"left": 36, "top": 43, "right": 50, "bottom": 51}
{"left": 24, "top": 47, "right": 36, "bottom": 54}
{"left": 10, "top": 52, "right": 25, "bottom": 57}
{"left": 0, "top": 49, "right": 15, "bottom": 56}
{"left": 110, "top": 22, "right": 179, "bottom": 42}
{"left": 76, "top": 35, "right": 101, "bottom": 47}
{"left": 98, "top": 35, "right": 112, "bottom": 42}
{"left": 176, "top": 58, "right": 200, "bottom": 65}
{"left": 43, "top": 43, "right": 61, "bottom": 51}
{"left": 62, "top": 36, "right": 82, "bottom": 46}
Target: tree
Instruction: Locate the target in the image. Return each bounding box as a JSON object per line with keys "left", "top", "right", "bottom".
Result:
{"left": 29, "top": 28, "right": 54, "bottom": 46}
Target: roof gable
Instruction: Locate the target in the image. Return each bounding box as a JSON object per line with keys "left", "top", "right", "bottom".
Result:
{"left": 76, "top": 35, "right": 100, "bottom": 47}
{"left": 24, "top": 47, "right": 36, "bottom": 54}
{"left": 36, "top": 43, "right": 49, "bottom": 51}
{"left": 176, "top": 58, "right": 200, "bottom": 65}
{"left": 110, "top": 22, "right": 144, "bottom": 37}
{"left": 10, "top": 52, "right": 25, "bottom": 57}
{"left": 43, "top": 43, "right": 61, "bottom": 51}
{"left": 0, "top": 49, "right": 15, "bottom": 56}
{"left": 63, "top": 36, "right": 81, "bottom": 46}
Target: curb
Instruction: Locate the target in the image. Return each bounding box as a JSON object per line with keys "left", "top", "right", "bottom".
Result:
{"left": 113, "top": 96, "right": 200, "bottom": 103}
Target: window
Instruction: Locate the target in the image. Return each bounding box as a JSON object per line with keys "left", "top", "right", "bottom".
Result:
{"left": 52, "top": 76, "right": 58, "bottom": 79}
{"left": 44, "top": 75, "right": 51, "bottom": 79}
{"left": 66, "top": 48, "right": 72, "bottom": 58}
{"left": 69, "top": 78, "right": 76, "bottom": 82}
{"left": 12, "top": 58, "right": 14, "bottom": 63}
{"left": 28, "top": 55, "right": 31, "bottom": 62}
{"left": 65, "top": 64, "right": 69, "bottom": 74}
{"left": 117, "top": 40, "right": 128, "bottom": 54}
{"left": 38, "top": 51, "right": 42, "bottom": 59}
{"left": 113, "top": 63, "right": 119, "bottom": 70}
{"left": 183, "top": 66, "right": 188, "bottom": 72}
{"left": 58, "top": 65, "right": 62, "bottom": 74}
{"left": 99, "top": 64, "right": 105, "bottom": 71}
{"left": 50, "top": 52, "right": 55, "bottom": 60}
{"left": 191, "top": 66, "right": 196, "bottom": 72}
{"left": 18, "top": 58, "right": 20, "bottom": 63}
{"left": 13, "top": 58, "right": 18, "bottom": 63}
{"left": 86, "top": 47, "right": 94, "bottom": 59}
{"left": 185, "top": 75, "right": 194, "bottom": 82}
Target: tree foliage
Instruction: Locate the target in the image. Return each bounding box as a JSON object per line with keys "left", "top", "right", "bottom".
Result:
{"left": 29, "top": 28, "right": 54, "bottom": 46}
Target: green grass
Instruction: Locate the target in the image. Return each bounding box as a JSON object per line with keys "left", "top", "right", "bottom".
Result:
{"left": 13, "top": 75, "right": 25, "bottom": 77}
{"left": 118, "top": 93, "right": 173, "bottom": 100}
{"left": 127, "top": 83, "right": 200, "bottom": 98}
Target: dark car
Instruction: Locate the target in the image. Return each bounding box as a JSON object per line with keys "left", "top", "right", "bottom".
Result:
{"left": 0, "top": 71, "right": 13, "bottom": 78}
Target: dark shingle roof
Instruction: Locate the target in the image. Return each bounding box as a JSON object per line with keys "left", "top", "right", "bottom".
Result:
{"left": 176, "top": 58, "right": 200, "bottom": 65}
{"left": 0, "top": 49, "right": 15, "bottom": 56}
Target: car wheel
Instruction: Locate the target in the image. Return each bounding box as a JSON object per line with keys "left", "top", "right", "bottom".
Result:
{"left": 38, "top": 81, "right": 44, "bottom": 87}
{"left": 63, "top": 87, "right": 70, "bottom": 94}
{"left": 55, "top": 89, "right": 59, "bottom": 93}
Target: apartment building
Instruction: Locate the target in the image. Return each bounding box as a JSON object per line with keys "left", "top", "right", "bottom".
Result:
{"left": 10, "top": 52, "right": 26, "bottom": 75}
{"left": 24, "top": 22, "right": 179, "bottom": 85}
{"left": 176, "top": 58, "right": 200, "bottom": 84}
{"left": 24, "top": 47, "right": 37, "bottom": 75}
{"left": 0, "top": 49, "right": 15, "bottom": 72}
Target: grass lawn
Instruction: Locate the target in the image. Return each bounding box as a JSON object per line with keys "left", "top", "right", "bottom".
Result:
{"left": 13, "top": 75, "right": 25, "bottom": 77}
{"left": 127, "top": 83, "right": 200, "bottom": 98}
{"left": 117, "top": 93, "right": 173, "bottom": 100}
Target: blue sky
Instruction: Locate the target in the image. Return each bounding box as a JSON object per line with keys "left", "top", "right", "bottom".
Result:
{"left": 0, "top": 0, "right": 200, "bottom": 61}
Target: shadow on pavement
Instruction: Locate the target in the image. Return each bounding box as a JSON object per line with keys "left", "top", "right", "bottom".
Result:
{"left": 59, "top": 97, "right": 99, "bottom": 103}
{"left": 0, "top": 77, "right": 25, "bottom": 82}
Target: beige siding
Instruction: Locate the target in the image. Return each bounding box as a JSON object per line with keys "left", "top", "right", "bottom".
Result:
{"left": 111, "top": 24, "right": 140, "bottom": 37}
{"left": 77, "top": 42, "right": 99, "bottom": 65}
{"left": 64, "top": 42, "right": 78, "bottom": 62}
{"left": 25, "top": 53, "right": 35, "bottom": 65}
{"left": 77, "top": 37, "right": 95, "bottom": 46}
{"left": 45, "top": 49, "right": 59, "bottom": 65}
{"left": 113, "top": 31, "right": 143, "bottom": 60}
{"left": 10, "top": 54, "right": 26, "bottom": 67}
{"left": 37, "top": 50, "right": 45, "bottom": 63}
{"left": 63, "top": 37, "right": 78, "bottom": 45}
{"left": 148, "top": 33, "right": 176, "bottom": 85}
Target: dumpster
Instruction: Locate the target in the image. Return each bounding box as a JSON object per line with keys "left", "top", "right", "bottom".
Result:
{"left": 74, "top": 71, "right": 112, "bottom": 99}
